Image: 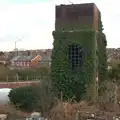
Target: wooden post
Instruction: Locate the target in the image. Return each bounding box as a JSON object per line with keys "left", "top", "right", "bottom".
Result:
{"left": 26, "top": 76, "right": 28, "bottom": 81}
{"left": 60, "top": 91, "right": 63, "bottom": 102}
{"left": 14, "top": 76, "right": 16, "bottom": 82}
{"left": 96, "top": 72, "right": 99, "bottom": 102}
{"left": 6, "top": 76, "right": 8, "bottom": 83}
{"left": 75, "top": 111, "right": 79, "bottom": 120}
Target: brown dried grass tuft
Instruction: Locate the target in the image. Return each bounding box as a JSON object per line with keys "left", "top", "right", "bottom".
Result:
{"left": 0, "top": 104, "right": 30, "bottom": 118}
{"left": 47, "top": 101, "right": 118, "bottom": 120}
{"left": 47, "top": 101, "right": 92, "bottom": 120}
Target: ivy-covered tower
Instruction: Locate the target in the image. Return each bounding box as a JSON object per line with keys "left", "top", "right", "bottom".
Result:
{"left": 51, "top": 3, "right": 107, "bottom": 101}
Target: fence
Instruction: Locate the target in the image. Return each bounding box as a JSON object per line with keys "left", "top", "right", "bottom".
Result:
{"left": 0, "top": 76, "right": 50, "bottom": 82}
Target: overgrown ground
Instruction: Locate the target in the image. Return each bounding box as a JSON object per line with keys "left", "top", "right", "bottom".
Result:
{"left": 0, "top": 79, "right": 120, "bottom": 120}
{"left": 0, "top": 101, "right": 120, "bottom": 120}
{"left": 0, "top": 105, "right": 29, "bottom": 120}
{"left": 1, "top": 61, "right": 120, "bottom": 120}
{"left": 47, "top": 101, "right": 119, "bottom": 120}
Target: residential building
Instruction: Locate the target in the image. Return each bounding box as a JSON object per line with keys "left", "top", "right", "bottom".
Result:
{"left": 11, "top": 55, "right": 41, "bottom": 68}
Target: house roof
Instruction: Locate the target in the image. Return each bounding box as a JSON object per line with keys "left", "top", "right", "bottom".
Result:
{"left": 31, "top": 55, "right": 41, "bottom": 61}
{"left": 11, "top": 56, "right": 20, "bottom": 61}
{"left": 11, "top": 56, "right": 33, "bottom": 61}
{"left": 11, "top": 54, "right": 51, "bottom": 62}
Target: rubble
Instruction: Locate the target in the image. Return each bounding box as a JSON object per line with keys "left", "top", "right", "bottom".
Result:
{"left": 0, "top": 114, "right": 7, "bottom": 120}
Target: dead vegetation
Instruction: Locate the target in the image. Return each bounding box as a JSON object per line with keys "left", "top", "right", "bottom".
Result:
{"left": 0, "top": 101, "right": 120, "bottom": 120}
{"left": 0, "top": 104, "right": 30, "bottom": 119}
{"left": 47, "top": 101, "right": 120, "bottom": 120}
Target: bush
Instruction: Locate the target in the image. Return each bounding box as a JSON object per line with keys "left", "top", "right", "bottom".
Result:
{"left": 8, "top": 78, "right": 55, "bottom": 114}
{"left": 8, "top": 86, "right": 40, "bottom": 112}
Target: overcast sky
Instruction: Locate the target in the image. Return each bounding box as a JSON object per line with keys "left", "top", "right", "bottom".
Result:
{"left": 0, "top": 0, "right": 119, "bottom": 51}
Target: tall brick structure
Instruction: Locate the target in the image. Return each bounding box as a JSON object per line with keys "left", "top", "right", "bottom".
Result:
{"left": 52, "top": 3, "right": 107, "bottom": 101}
{"left": 55, "top": 3, "right": 99, "bottom": 31}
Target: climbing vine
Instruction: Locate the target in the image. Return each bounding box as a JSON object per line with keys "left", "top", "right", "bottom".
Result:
{"left": 97, "top": 12, "right": 107, "bottom": 96}
{"left": 51, "top": 30, "right": 97, "bottom": 101}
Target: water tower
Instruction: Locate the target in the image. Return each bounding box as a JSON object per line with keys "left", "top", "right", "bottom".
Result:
{"left": 52, "top": 3, "right": 107, "bottom": 101}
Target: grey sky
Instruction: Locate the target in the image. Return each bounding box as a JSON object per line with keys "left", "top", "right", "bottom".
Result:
{"left": 0, "top": 0, "right": 119, "bottom": 51}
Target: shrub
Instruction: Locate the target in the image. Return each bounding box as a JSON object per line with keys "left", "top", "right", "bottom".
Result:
{"left": 8, "top": 86, "right": 40, "bottom": 112}
{"left": 8, "top": 78, "right": 55, "bottom": 114}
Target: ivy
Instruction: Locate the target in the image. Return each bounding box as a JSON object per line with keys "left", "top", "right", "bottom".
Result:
{"left": 97, "top": 12, "right": 107, "bottom": 96}
{"left": 51, "top": 30, "right": 97, "bottom": 101}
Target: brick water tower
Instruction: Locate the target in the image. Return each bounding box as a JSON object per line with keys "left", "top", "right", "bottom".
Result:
{"left": 51, "top": 3, "right": 107, "bottom": 101}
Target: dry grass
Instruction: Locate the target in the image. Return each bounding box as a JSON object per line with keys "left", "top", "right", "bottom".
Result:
{"left": 0, "top": 101, "right": 119, "bottom": 120}
{"left": 0, "top": 104, "right": 30, "bottom": 119}
{"left": 47, "top": 101, "right": 95, "bottom": 120}
{"left": 47, "top": 101, "right": 119, "bottom": 120}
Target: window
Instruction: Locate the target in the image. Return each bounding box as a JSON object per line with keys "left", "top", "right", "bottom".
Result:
{"left": 68, "top": 45, "right": 83, "bottom": 70}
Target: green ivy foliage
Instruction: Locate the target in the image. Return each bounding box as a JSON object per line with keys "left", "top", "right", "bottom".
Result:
{"left": 51, "top": 30, "right": 97, "bottom": 101}
{"left": 97, "top": 12, "right": 107, "bottom": 96}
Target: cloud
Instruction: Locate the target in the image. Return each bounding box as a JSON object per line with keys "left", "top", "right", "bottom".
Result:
{"left": 0, "top": 0, "right": 50, "bottom": 4}
{"left": 0, "top": 0, "right": 120, "bottom": 51}
{"left": 0, "top": 1, "right": 55, "bottom": 51}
